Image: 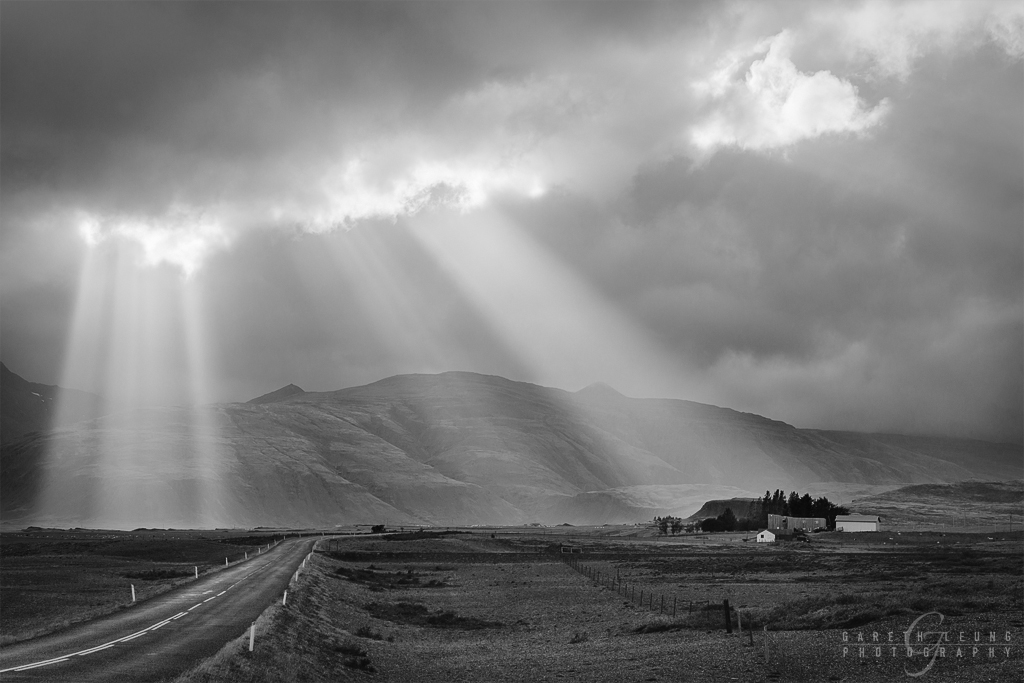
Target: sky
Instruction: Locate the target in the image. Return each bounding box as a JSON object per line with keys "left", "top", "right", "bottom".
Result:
{"left": 1, "top": 0, "right": 1021, "bottom": 444}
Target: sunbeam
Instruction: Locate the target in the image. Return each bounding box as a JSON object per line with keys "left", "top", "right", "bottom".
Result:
{"left": 42, "top": 234, "right": 228, "bottom": 529}
{"left": 408, "top": 206, "right": 693, "bottom": 399}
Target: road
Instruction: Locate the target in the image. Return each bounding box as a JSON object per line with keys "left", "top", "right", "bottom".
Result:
{"left": 0, "top": 537, "right": 318, "bottom": 682}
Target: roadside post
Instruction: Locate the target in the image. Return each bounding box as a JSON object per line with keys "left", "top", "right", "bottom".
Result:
{"left": 131, "top": 584, "right": 136, "bottom": 602}
{"left": 283, "top": 590, "right": 287, "bottom": 606}
{"left": 194, "top": 566, "right": 198, "bottom": 578}
{"left": 249, "top": 622, "right": 255, "bottom": 651}
{"left": 723, "top": 599, "right": 732, "bottom": 634}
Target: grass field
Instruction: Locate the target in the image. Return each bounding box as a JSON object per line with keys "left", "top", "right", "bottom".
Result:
{"left": 0, "top": 528, "right": 292, "bottom": 644}
{"left": 166, "top": 527, "right": 1022, "bottom": 682}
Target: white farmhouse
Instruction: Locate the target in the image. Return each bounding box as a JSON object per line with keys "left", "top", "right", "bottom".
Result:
{"left": 835, "top": 514, "right": 880, "bottom": 532}
{"left": 756, "top": 530, "right": 776, "bottom": 543}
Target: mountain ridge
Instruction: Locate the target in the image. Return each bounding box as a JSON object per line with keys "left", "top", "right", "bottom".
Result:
{"left": 2, "top": 370, "right": 1020, "bottom": 529}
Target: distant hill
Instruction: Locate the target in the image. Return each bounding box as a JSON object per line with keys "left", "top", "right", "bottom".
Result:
{"left": 0, "top": 363, "right": 104, "bottom": 445}
{"left": 683, "top": 497, "right": 761, "bottom": 522}
{"left": 848, "top": 480, "right": 1024, "bottom": 529}
{"left": 247, "top": 384, "right": 304, "bottom": 405}
{"left": 2, "top": 370, "right": 1021, "bottom": 528}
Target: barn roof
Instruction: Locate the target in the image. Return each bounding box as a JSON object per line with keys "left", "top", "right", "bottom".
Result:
{"left": 835, "top": 515, "right": 880, "bottom": 522}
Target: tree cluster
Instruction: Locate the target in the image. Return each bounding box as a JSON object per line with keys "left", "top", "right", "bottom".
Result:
{"left": 694, "top": 490, "right": 850, "bottom": 533}
{"left": 758, "top": 489, "right": 849, "bottom": 528}
{"left": 654, "top": 516, "right": 684, "bottom": 535}
{"left": 699, "top": 507, "right": 738, "bottom": 532}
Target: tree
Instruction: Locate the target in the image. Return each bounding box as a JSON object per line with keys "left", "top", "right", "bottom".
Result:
{"left": 720, "top": 507, "right": 737, "bottom": 532}
{"left": 658, "top": 517, "right": 670, "bottom": 535}
{"left": 371, "top": 524, "right": 386, "bottom": 534}
{"left": 671, "top": 518, "right": 683, "bottom": 535}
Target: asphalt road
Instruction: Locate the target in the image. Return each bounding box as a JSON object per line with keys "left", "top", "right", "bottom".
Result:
{"left": 0, "top": 537, "right": 318, "bottom": 682}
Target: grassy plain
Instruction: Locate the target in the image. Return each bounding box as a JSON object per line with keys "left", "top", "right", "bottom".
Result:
{"left": 172, "top": 527, "right": 1022, "bottom": 683}
{"left": 0, "top": 528, "right": 293, "bottom": 644}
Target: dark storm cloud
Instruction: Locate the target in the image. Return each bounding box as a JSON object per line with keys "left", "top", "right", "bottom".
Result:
{"left": 0, "top": 1, "right": 1020, "bottom": 443}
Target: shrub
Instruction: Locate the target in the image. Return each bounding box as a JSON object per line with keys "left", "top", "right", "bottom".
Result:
{"left": 354, "top": 626, "right": 384, "bottom": 640}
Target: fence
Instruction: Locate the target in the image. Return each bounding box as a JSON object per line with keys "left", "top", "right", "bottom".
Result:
{"left": 561, "top": 554, "right": 737, "bottom": 621}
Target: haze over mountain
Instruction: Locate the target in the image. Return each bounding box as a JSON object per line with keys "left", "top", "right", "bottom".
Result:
{"left": 0, "top": 363, "right": 104, "bottom": 446}
{"left": 1, "top": 371, "right": 1020, "bottom": 529}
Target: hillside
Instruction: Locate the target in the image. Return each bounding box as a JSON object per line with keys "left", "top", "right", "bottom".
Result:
{"left": 2, "top": 371, "right": 1021, "bottom": 528}
{"left": 683, "top": 497, "right": 761, "bottom": 523}
{"left": 0, "top": 363, "right": 104, "bottom": 445}
{"left": 247, "top": 384, "right": 305, "bottom": 405}
{"left": 848, "top": 480, "right": 1024, "bottom": 530}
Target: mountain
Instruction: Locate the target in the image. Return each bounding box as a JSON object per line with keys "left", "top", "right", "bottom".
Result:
{"left": 683, "top": 497, "right": 761, "bottom": 522}
{"left": 247, "top": 384, "right": 305, "bottom": 405}
{"left": 2, "top": 371, "right": 1021, "bottom": 529}
{"left": 0, "top": 362, "right": 104, "bottom": 445}
{"left": 847, "top": 480, "right": 1024, "bottom": 529}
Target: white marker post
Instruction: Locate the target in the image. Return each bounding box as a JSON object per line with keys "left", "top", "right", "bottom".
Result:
{"left": 245, "top": 551, "right": 248, "bottom": 560}
{"left": 225, "top": 557, "right": 228, "bottom": 566}
{"left": 194, "top": 566, "right": 198, "bottom": 579}
{"left": 282, "top": 591, "right": 287, "bottom": 606}
{"left": 131, "top": 584, "right": 136, "bottom": 602}
{"left": 249, "top": 622, "right": 255, "bottom": 652}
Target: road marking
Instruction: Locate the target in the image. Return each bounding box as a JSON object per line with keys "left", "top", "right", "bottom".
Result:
{"left": 12, "top": 658, "right": 68, "bottom": 671}
{"left": 74, "top": 641, "right": 121, "bottom": 656}
{"left": 0, "top": 546, "right": 303, "bottom": 674}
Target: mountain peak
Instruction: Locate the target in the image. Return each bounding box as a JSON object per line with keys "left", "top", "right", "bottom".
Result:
{"left": 576, "top": 382, "right": 625, "bottom": 399}
{"left": 247, "top": 384, "right": 304, "bottom": 405}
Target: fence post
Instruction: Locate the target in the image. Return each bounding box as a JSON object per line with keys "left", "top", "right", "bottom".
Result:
{"left": 723, "top": 599, "right": 732, "bottom": 633}
{"left": 660, "top": 595, "right": 664, "bottom": 614}
{"left": 764, "top": 626, "right": 769, "bottom": 663}
{"left": 737, "top": 609, "right": 742, "bottom": 632}
{"left": 225, "top": 557, "right": 228, "bottom": 566}
{"left": 194, "top": 566, "right": 198, "bottom": 579}
{"left": 131, "top": 584, "right": 136, "bottom": 602}
{"left": 673, "top": 596, "right": 677, "bottom": 617}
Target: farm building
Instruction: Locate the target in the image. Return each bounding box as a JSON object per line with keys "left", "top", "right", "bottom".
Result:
{"left": 835, "top": 514, "right": 880, "bottom": 532}
{"left": 756, "top": 530, "right": 775, "bottom": 543}
{"left": 767, "top": 514, "right": 827, "bottom": 534}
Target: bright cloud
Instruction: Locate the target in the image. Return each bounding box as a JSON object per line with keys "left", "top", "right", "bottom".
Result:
{"left": 691, "top": 31, "right": 890, "bottom": 152}
{"left": 77, "top": 207, "right": 231, "bottom": 277}
{"left": 809, "top": 0, "right": 1024, "bottom": 80}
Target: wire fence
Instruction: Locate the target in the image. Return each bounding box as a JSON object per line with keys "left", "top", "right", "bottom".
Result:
{"left": 560, "top": 553, "right": 822, "bottom": 678}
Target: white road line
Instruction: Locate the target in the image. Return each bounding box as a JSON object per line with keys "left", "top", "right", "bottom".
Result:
{"left": 0, "top": 544, "right": 305, "bottom": 675}
{"left": 12, "top": 658, "right": 69, "bottom": 671}
{"left": 74, "top": 642, "right": 116, "bottom": 656}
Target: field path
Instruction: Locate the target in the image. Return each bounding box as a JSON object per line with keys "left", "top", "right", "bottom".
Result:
{"left": 0, "top": 536, "right": 317, "bottom": 682}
